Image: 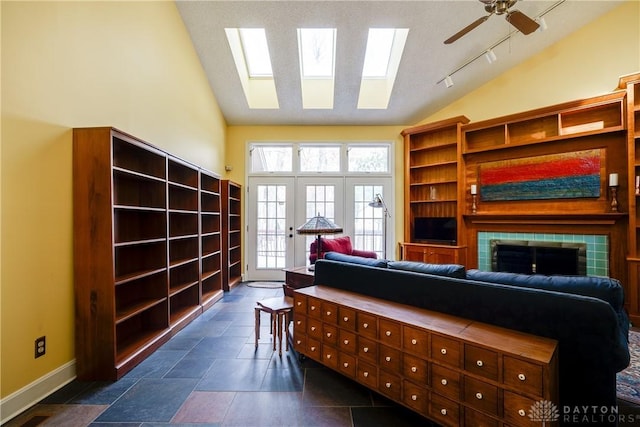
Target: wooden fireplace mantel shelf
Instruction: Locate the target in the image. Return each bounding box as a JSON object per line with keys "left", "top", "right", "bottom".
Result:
{"left": 464, "top": 212, "right": 627, "bottom": 226}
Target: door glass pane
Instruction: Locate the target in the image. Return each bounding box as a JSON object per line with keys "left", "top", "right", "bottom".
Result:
{"left": 300, "top": 145, "right": 340, "bottom": 172}
{"left": 354, "top": 185, "right": 385, "bottom": 258}
{"left": 251, "top": 145, "right": 293, "bottom": 172}
{"left": 256, "top": 184, "right": 286, "bottom": 268}
{"left": 348, "top": 145, "right": 389, "bottom": 172}
{"left": 304, "top": 184, "right": 337, "bottom": 263}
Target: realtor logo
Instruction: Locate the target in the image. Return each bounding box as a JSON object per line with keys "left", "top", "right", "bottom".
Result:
{"left": 529, "top": 400, "right": 560, "bottom": 425}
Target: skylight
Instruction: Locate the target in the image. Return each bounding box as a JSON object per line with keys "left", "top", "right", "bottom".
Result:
{"left": 239, "top": 28, "right": 273, "bottom": 77}
{"left": 357, "top": 28, "right": 409, "bottom": 109}
{"left": 298, "top": 28, "right": 336, "bottom": 109}
{"left": 225, "top": 28, "right": 279, "bottom": 109}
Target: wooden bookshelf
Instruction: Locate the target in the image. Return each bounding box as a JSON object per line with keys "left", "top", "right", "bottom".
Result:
{"left": 221, "top": 180, "right": 242, "bottom": 291}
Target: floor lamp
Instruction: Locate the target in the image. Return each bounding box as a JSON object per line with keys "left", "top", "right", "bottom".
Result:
{"left": 296, "top": 213, "right": 343, "bottom": 270}
{"left": 369, "top": 193, "right": 390, "bottom": 259}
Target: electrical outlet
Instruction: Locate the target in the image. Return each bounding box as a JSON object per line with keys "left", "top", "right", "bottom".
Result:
{"left": 35, "top": 336, "right": 46, "bottom": 358}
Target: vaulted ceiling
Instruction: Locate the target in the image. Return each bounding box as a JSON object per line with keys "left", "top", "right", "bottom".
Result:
{"left": 176, "top": 0, "right": 622, "bottom": 126}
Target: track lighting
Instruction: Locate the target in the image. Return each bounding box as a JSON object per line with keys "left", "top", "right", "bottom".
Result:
{"left": 537, "top": 17, "right": 548, "bottom": 32}
{"left": 485, "top": 49, "right": 497, "bottom": 64}
{"left": 444, "top": 75, "right": 454, "bottom": 88}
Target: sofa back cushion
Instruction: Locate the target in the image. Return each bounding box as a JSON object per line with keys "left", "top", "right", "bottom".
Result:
{"left": 310, "top": 236, "right": 352, "bottom": 255}
{"left": 465, "top": 269, "right": 624, "bottom": 312}
{"left": 388, "top": 260, "right": 465, "bottom": 279}
{"left": 324, "top": 251, "right": 388, "bottom": 268}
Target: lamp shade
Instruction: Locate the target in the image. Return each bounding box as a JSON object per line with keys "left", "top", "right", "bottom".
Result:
{"left": 296, "top": 213, "right": 343, "bottom": 235}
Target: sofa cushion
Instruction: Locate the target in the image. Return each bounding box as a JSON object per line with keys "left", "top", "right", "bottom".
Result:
{"left": 388, "top": 260, "right": 466, "bottom": 279}
{"left": 324, "top": 251, "right": 388, "bottom": 268}
{"left": 311, "top": 236, "right": 352, "bottom": 255}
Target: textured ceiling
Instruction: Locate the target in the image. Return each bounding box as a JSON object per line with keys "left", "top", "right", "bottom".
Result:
{"left": 176, "top": 0, "right": 622, "bottom": 126}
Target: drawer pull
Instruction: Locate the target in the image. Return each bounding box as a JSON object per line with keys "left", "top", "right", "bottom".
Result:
{"left": 343, "top": 339, "right": 349, "bottom": 345}
{"left": 441, "top": 378, "right": 448, "bottom": 386}
{"left": 476, "top": 360, "right": 484, "bottom": 367}
{"left": 343, "top": 362, "right": 349, "bottom": 368}
{"left": 311, "top": 306, "right": 316, "bottom": 311}
{"left": 296, "top": 340, "right": 301, "bottom": 345}
{"left": 326, "top": 332, "right": 332, "bottom": 338}
{"left": 363, "top": 347, "right": 369, "bottom": 353}
{"left": 296, "top": 320, "right": 301, "bottom": 325}
{"left": 385, "top": 382, "right": 391, "bottom": 388}
{"left": 440, "top": 409, "right": 447, "bottom": 416}
{"left": 363, "top": 371, "right": 369, "bottom": 377}
{"left": 326, "top": 354, "right": 332, "bottom": 359}
{"left": 363, "top": 323, "right": 369, "bottom": 328}
{"left": 310, "top": 346, "right": 316, "bottom": 351}
{"left": 411, "top": 366, "right": 417, "bottom": 373}
{"left": 385, "top": 356, "right": 391, "bottom": 362}
{"left": 311, "top": 326, "right": 316, "bottom": 331}
{"left": 440, "top": 348, "right": 447, "bottom": 355}
{"left": 518, "top": 409, "right": 526, "bottom": 417}
{"left": 385, "top": 330, "right": 392, "bottom": 337}
{"left": 411, "top": 394, "right": 417, "bottom": 401}
{"left": 475, "top": 392, "right": 483, "bottom": 400}
{"left": 297, "top": 301, "right": 302, "bottom": 306}
{"left": 343, "top": 316, "right": 349, "bottom": 322}
{"left": 518, "top": 373, "right": 526, "bottom": 381}
{"left": 411, "top": 339, "right": 417, "bottom": 345}
{"left": 326, "top": 311, "right": 331, "bottom": 316}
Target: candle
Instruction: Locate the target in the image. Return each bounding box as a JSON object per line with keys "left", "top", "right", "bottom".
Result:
{"left": 470, "top": 184, "right": 477, "bottom": 195}
{"left": 609, "top": 173, "right": 618, "bottom": 187}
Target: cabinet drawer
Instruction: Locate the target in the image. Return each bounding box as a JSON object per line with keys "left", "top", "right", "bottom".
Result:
{"left": 504, "top": 391, "right": 539, "bottom": 427}
{"left": 504, "top": 356, "right": 543, "bottom": 397}
{"left": 378, "top": 369, "right": 402, "bottom": 401}
{"left": 322, "top": 344, "right": 338, "bottom": 369}
{"left": 306, "top": 338, "right": 321, "bottom": 359}
{"left": 403, "top": 380, "right": 428, "bottom": 416}
{"left": 465, "top": 408, "right": 499, "bottom": 427}
{"left": 321, "top": 301, "right": 338, "bottom": 324}
{"left": 338, "top": 306, "right": 356, "bottom": 331}
{"left": 358, "top": 336, "right": 378, "bottom": 364}
{"left": 378, "top": 318, "right": 401, "bottom": 347}
{"left": 307, "top": 296, "right": 321, "bottom": 318}
{"left": 307, "top": 318, "right": 322, "bottom": 340}
{"left": 403, "top": 325, "right": 429, "bottom": 355}
{"left": 430, "top": 392, "right": 460, "bottom": 427}
{"left": 294, "top": 295, "right": 307, "bottom": 314}
{"left": 431, "top": 363, "right": 461, "bottom": 401}
{"left": 357, "top": 360, "right": 377, "bottom": 389}
{"left": 293, "top": 334, "right": 306, "bottom": 352}
{"left": 293, "top": 315, "right": 306, "bottom": 337}
{"left": 338, "top": 352, "right": 356, "bottom": 378}
{"left": 465, "top": 344, "right": 499, "bottom": 381}
{"left": 378, "top": 344, "right": 402, "bottom": 373}
{"left": 432, "top": 334, "right": 461, "bottom": 368}
{"left": 338, "top": 329, "right": 357, "bottom": 354}
{"left": 464, "top": 376, "right": 499, "bottom": 416}
{"left": 357, "top": 312, "right": 377, "bottom": 338}
{"left": 322, "top": 323, "right": 338, "bottom": 345}
{"left": 403, "top": 353, "right": 428, "bottom": 384}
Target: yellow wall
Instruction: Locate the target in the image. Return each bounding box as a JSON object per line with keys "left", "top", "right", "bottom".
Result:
{"left": 1, "top": 0, "right": 226, "bottom": 403}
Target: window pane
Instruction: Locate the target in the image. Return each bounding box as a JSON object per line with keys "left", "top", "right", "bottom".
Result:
{"left": 251, "top": 146, "right": 292, "bottom": 172}
{"left": 348, "top": 145, "right": 389, "bottom": 172}
{"left": 255, "top": 184, "right": 286, "bottom": 269}
{"left": 300, "top": 145, "right": 340, "bottom": 172}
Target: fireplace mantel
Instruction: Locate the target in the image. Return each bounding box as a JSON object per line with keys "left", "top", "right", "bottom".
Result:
{"left": 464, "top": 213, "right": 627, "bottom": 226}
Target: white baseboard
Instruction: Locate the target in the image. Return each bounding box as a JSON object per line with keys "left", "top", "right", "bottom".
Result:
{"left": 0, "top": 360, "right": 76, "bottom": 424}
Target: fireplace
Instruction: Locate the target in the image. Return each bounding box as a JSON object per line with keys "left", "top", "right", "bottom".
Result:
{"left": 490, "top": 240, "right": 587, "bottom": 275}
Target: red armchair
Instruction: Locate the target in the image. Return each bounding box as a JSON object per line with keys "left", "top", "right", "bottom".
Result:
{"left": 309, "top": 236, "right": 377, "bottom": 264}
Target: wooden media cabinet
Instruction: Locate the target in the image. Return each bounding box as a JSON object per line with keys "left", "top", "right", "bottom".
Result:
{"left": 293, "top": 286, "right": 558, "bottom": 426}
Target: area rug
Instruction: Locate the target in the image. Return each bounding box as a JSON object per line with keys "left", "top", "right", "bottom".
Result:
{"left": 246, "top": 281, "right": 283, "bottom": 289}
{"left": 617, "top": 329, "right": 640, "bottom": 404}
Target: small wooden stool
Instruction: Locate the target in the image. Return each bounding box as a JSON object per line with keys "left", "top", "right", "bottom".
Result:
{"left": 254, "top": 295, "right": 293, "bottom": 355}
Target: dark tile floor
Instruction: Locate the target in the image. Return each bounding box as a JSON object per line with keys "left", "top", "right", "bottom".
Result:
{"left": 4, "top": 283, "right": 433, "bottom": 427}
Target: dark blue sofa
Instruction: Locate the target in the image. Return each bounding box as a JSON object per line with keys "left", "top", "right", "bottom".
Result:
{"left": 314, "top": 252, "right": 630, "bottom": 417}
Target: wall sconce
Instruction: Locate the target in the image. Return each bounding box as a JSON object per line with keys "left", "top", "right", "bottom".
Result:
{"left": 470, "top": 184, "right": 478, "bottom": 214}
{"left": 609, "top": 173, "right": 618, "bottom": 212}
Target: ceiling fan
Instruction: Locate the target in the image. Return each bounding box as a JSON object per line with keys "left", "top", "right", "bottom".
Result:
{"left": 444, "top": 0, "right": 540, "bottom": 45}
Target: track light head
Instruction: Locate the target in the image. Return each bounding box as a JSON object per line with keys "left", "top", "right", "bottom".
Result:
{"left": 444, "top": 75, "right": 454, "bottom": 88}
{"left": 538, "top": 16, "right": 548, "bottom": 31}
{"left": 485, "top": 49, "right": 497, "bottom": 64}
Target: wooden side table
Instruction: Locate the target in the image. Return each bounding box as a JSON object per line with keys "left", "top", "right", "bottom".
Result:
{"left": 255, "top": 296, "right": 293, "bottom": 356}
{"left": 283, "top": 266, "right": 315, "bottom": 297}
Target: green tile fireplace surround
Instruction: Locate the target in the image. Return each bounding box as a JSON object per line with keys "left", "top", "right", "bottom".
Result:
{"left": 477, "top": 232, "right": 609, "bottom": 277}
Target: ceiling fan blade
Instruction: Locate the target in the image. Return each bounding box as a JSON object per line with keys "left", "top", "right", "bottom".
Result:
{"left": 506, "top": 10, "right": 540, "bottom": 35}
{"left": 444, "top": 15, "right": 490, "bottom": 44}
